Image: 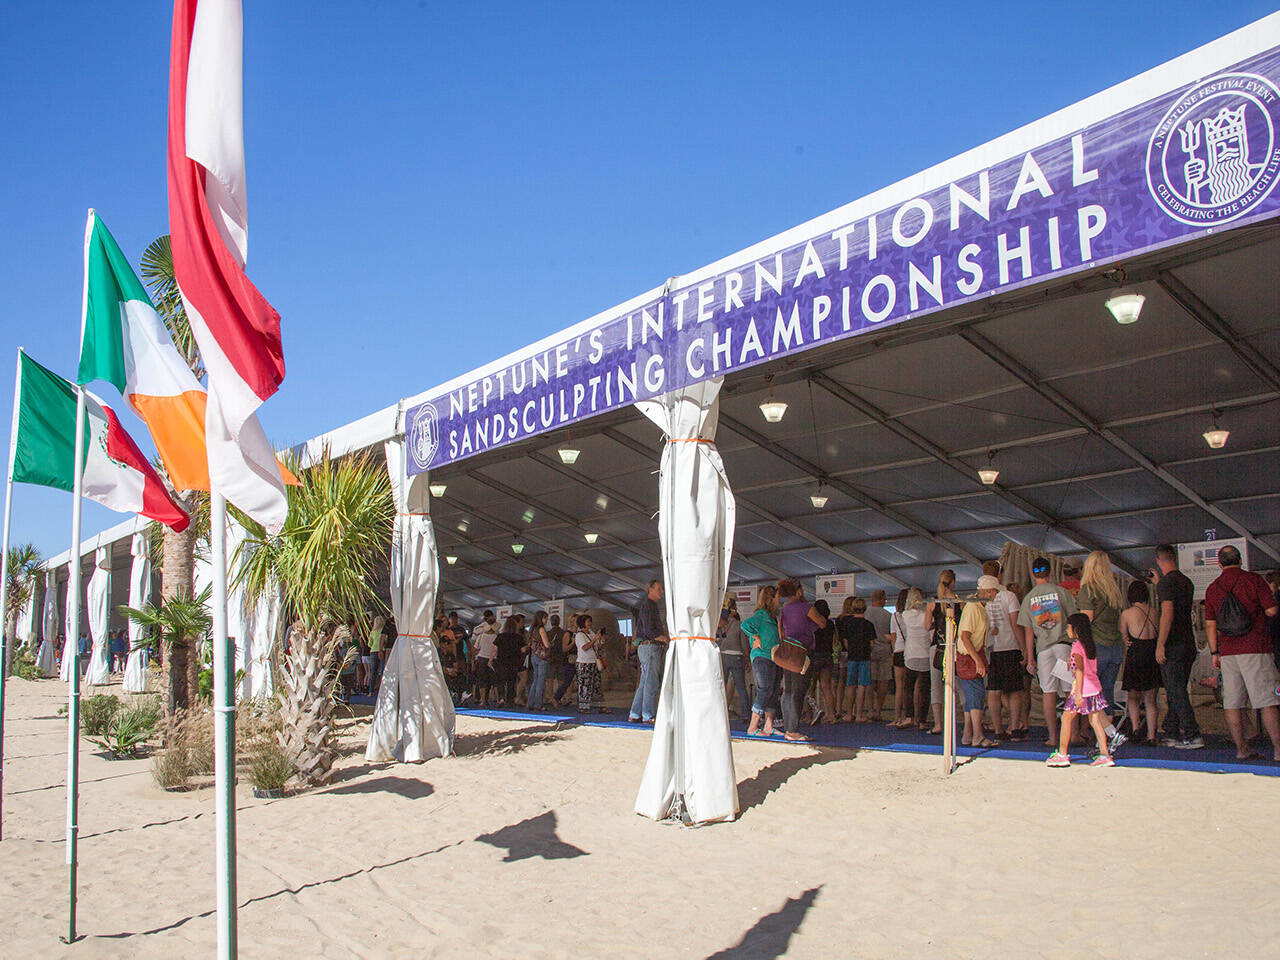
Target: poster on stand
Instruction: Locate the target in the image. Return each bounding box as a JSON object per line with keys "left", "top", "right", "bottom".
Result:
{"left": 815, "top": 574, "right": 856, "bottom": 609}
{"left": 545, "top": 598, "right": 566, "bottom": 625}
{"left": 1177, "top": 537, "right": 1248, "bottom": 599}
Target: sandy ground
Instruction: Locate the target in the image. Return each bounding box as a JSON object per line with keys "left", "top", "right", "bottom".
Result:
{"left": 1, "top": 676, "right": 1277, "bottom": 960}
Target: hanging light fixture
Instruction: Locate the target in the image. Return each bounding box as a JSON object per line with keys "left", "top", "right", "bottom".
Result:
{"left": 445, "top": 555, "right": 458, "bottom": 565}
{"left": 558, "top": 426, "right": 580, "bottom": 465}
{"left": 1203, "top": 408, "right": 1229, "bottom": 449}
{"left": 810, "top": 485, "right": 828, "bottom": 509}
{"left": 978, "top": 450, "right": 1000, "bottom": 485}
{"left": 583, "top": 532, "right": 599, "bottom": 544}
{"left": 759, "top": 374, "right": 788, "bottom": 423}
{"left": 1105, "top": 292, "right": 1145, "bottom": 325}
{"left": 807, "top": 381, "right": 827, "bottom": 508}
{"left": 511, "top": 539, "right": 525, "bottom": 555}
{"left": 429, "top": 482, "right": 447, "bottom": 498}
{"left": 456, "top": 518, "right": 469, "bottom": 533}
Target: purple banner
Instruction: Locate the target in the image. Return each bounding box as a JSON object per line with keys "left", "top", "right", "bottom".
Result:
{"left": 406, "top": 45, "right": 1280, "bottom": 475}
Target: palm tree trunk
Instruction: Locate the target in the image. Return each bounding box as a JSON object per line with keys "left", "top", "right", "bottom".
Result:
{"left": 161, "top": 505, "right": 196, "bottom": 717}
{"left": 277, "top": 627, "right": 339, "bottom": 785}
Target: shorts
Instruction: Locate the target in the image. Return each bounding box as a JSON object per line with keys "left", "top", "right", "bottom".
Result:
{"left": 1220, "top": 653, "right": 1280, "bottom": 710}
{"left": 986, "top": 650, "right": 1023, "bottom": 694}
{"left": 960, "top": 676, "right": 986, "bottom": 712}
{"left": 870, "top": 657, "right": 890, "bottom": 688}
{"left": 845, "top": 660, "right": 871, "bottom": 687}
{"left": 1037, "top": 645, "right": 1072, "bottom": 695}
{"left": 893, "top": 651, "right": 905, "bottom": 668}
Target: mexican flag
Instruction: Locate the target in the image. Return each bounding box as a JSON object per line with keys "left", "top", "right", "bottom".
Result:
{"left": 9, "top": 350, "right": 190, "bottom": 531}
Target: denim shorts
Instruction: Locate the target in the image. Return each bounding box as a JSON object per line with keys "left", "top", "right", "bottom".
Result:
{"left": 845, "top": 660, "right": 871, "bottom": 687}
{"left": 960, "top": 676, "right": 987, "bottom": 711}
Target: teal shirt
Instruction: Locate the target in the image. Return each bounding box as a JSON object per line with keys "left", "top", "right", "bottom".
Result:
{"left": 741, "top": 608, "right": 780, "bottom": 662}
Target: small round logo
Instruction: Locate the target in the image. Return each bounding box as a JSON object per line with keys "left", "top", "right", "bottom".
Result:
{"left": 1147, "top": 72, "right": 1280, "bottom": 226}
{"left": 407, "top": 402, "right": 439, "bottom": 471}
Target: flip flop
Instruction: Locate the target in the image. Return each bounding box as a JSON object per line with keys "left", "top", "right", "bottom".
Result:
{"left": 974, "top": 738, "right": 999, "bottom": 749}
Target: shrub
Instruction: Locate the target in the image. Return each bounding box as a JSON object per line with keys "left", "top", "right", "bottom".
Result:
{"left": 91, "top": 703, "right": 159, "bottom": 758}
{"left": 152, "top": 734, "right": 193, "bottom": 790}
{"left": 81, "top": 694, "right": 121, "bottom": 736}
{"left": 13, "top": 648, "right": 40, "bottom": 680}
{"left": 248, "top": 740, "right": 293, "bottom": 792}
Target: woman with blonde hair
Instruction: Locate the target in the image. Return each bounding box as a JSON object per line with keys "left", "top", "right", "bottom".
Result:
{"left": 743, "top": 585, "right": 782, "bottom": 737}
{"left": 1078, "top": 550, "right": 1126, "bottom": 744}
{"left": 925, "top": 570, "right": 961, "bottom": 735}
{"left": 891, "top": 588, "right": 931, "bottom": 728}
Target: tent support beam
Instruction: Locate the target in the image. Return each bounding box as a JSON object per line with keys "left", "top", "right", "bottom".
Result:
{"left": 960, "top": 328, "right": 1280, "bottom": 564}
{"left": 1157, "top": 271, "right": 1280, "bottom": 393}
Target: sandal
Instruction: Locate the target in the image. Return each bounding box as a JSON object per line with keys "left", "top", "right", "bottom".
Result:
{"left": 973, "top": 738, "right": 999, "bottom": 749}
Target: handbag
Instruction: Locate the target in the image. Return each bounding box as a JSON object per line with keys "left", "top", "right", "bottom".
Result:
{"left": 772, "top": 638, "right": 810, "bottom": 675}
{"left": 955, "top": 652, "right": 978, "bottom": 680}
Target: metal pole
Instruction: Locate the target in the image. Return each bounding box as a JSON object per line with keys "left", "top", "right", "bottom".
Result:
{"left": 210, "top": 489, "right": 237, "bottom": 959}
{"left": 62, "top": 386, "right": 86, "bottom": 944}
{"left": 943, "top": 608, "right": 957, "bottom": 776}
{"left": 0, "top": 454, "right": 14, "bottom": 840}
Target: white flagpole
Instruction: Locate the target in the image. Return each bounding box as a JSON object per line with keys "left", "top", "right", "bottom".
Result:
{"left": 62, "top": 385, "right": 86, "bottom": 943}
{"left": 210, "top": 488, "right": 237, "bottom": 958}
{"left": 0, "top": 350, "right": 21, "bottom": 841}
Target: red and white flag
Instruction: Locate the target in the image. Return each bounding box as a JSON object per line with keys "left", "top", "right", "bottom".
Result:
{"left": 168, "top": 0, "right": 288, "bottom": 531}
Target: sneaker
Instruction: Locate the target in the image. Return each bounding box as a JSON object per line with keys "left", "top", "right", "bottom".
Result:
{"left": 1174, "top": 736, "right": 1205, "bottom": 750}
{"left": 1090, "top": 754, "right": 1116, "bottom": 767}
{"left": 1108, "top": 729, "right": 1128, "bottom": 754}
{"left": 1160, "top": 737, "right": 1183, "bottom": 748}
{"left": 1045, "top": 751, "right": 1071, "bottom": 767}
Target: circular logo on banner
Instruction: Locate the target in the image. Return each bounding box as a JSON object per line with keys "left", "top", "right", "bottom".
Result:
{"left": 407, "top": 402, "right": 440, "bottom": 471}
{"left": 1147, "top": 72, "right": 1280, "bottom": 226}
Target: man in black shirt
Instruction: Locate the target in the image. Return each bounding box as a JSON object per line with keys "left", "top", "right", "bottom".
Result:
{"left": 629, "top": 579, "right": 669, "bottom": 723}
{"left": 1152, "top": 544, "right": 1203, "bottom": 749}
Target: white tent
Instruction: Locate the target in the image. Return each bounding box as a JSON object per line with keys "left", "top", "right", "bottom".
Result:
{"left": 84, "top": 545, "right": 112, "bottom": 686}
{"left": 634, "top": 379, "right": 739, "bottom": 825}
{"left": 365, "top": 438, "right": 455, "bottom": 763}
{"left": 227, "top": 519, "right": 280, "bottom": 701}
{"left": 17, "top": 588, "right": 37, "bottom": 651}
{"left": 123, "top": 530, "right": 151, "bottom": 693}
{"left": 36, "top": 569, "right": 57, "bottom": 676}
{"left": 59, "top": 560, "right": 75, "bottom": 683}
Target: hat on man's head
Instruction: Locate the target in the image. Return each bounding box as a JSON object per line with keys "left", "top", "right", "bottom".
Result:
{"left": 977, "top": 574, "right": 1002, "bottom": 592}
{"left": 1031, "top": 557, "right": 1051, "bottom": 575}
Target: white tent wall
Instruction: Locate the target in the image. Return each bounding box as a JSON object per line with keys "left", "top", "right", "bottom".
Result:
{"left": 84, "top": 544, "right": 112, "bottom": 686}
{"left": 58, "top": 560, "right": 75, "bottom": 683}
{"left": 634, "top": 379, "right": 739, "bottom": 825}
{"left": 123, "top": 530, "right": 151, "bottom": 694}
{"left": 36, "top": 570, "right": 57, "bottom": 676}
{"left": 365, "top": 438, "right": 455, "bottom": 763}
{"left": 17, "top": 589, "right": 37, "bottom": 650}
{"left": 225, "top": 518, "right": 280, "bottom": 701}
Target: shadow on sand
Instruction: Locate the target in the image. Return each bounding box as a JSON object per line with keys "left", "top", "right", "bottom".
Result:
{"left": 322, "top": 775, "right": 434, "bottom": 800}
{"left": 705, "top": 886, "right": 822, "bottom": 959}
{"left": 475, "top": 810, "right": 587, "bottom": 863}
{"left": 453, "top": 724, "right": 567, "bottom": 758}
{"left": 736, "top": 750, "right": 849, "bottom": 814}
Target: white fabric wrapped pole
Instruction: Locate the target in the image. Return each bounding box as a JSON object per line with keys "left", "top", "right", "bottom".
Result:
{"left": 634, "top": 378, "right": 739, "bottom": 825}
{"left": 365, "top": 438, "right": 455, "bottom": 763}
{"left": 59, "top": 561, "right": 76, "bottom": 683}
{"left": 17, "top": 590, "right": 36, "bottom": 651}
{"left": 225, "top": 517, "right": 280, "bottom": 701}
{"left": 84, "top": 546, "right": 112, "bottom": 686}
{"left": 36, "top": 570, "right": 57, "bottom": 677}
{"left": 123, "top": 531, "right": 151, "bottom": 693}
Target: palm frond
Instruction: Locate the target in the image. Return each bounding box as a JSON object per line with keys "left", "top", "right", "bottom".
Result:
{"left": 6, "top": 542, "right": 43, "bottom": 613}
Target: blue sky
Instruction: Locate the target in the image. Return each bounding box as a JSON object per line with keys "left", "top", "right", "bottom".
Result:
{"left": 1, "top": 0, "right": 1273, "bottom": 559}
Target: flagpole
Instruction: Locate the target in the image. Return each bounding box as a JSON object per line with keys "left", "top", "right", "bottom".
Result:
{"left": 62, "top": 385, "right": 86, "bottom": 944}
{"left": 210, "top": 487, "right": 237, "bottom": 959}
{"left": 0, "top": 351, "right": 20, "bottom": 841}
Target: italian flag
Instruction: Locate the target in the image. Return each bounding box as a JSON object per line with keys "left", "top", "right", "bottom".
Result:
{"left": 77, "top": 210, "right": 210, "bottom": 493}
{"left": 9, "top": 351, "right": 190, "bottom": 532}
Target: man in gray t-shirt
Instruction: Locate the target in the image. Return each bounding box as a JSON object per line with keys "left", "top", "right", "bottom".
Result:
{"left": 1017, "top": 557, "right": 1076, "bottom": 746}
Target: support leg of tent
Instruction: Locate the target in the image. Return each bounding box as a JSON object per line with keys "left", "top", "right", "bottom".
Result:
{"left": 210, "top": 490, "right": 238, "bottom": 959}
{"left": 61, "top": 386, "right": 86, "bottom": 944}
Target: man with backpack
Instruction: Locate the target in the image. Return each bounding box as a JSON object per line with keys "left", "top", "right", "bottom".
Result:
{"left": 1205, "top": 544, "right": 1280, "bottom": 761}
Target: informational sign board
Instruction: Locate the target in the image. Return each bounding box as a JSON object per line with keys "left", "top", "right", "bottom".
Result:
{"left": 545, "top": 598, "right": 566, "bottom": 626}
{"left": 815, "top": 574, "right": 856, "bottom": 609}
{"left": 404, "top": 43, "right": 1280, "bottom": 476}
{"left": 1177, "top": 537, "right": 1248, "bottom": 599}
{"left": 496, "top": 605, "right": 513, "bottom": 623}
{"left": 728, "top": 585, "right": 761, "bottom": 612}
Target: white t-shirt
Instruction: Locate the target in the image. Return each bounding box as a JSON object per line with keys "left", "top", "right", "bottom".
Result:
{"left": 897, "top": 609, "right": 932, "bottom": 664}
{"left": 986, "top": 589, "right": 1022, "bottom": 653}
{"left": 473, "top": 622, "right": 498, "bottom": 660}
{"left": 574, "top": 630, "right": 597, "bottom": 665}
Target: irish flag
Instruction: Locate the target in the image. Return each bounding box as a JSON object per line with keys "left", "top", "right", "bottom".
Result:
{"left": 10, "top": 351, "right": 190, "bottom": 531}
{"left": 77, "top": 210, "right": 209, "bottom": 493}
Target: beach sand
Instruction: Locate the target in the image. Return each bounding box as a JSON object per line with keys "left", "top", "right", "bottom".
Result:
{"left": 1, "top": 675, "right": 1276, "bottom": 959}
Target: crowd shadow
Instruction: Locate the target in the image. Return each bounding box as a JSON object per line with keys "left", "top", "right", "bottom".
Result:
{"left": 321, "top": 775, "right": 434, "bottom": 800}
{"left": 476, "top": 810, "right": 587, "bottom": 862}
{"left": 736, "top": 750, "right": 847, "bottom": 814}
{"left": 453, "top": 724, "right": 566, "bottom": 758}
{"left": 95, "top": 840, "right": 464, "bottom": 939}
{"left": 705, "top": 886, "right": 822, "bottom": 959}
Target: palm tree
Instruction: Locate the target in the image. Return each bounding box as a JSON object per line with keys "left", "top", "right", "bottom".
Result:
{"left": 4, "top": 542, "right": 42, "bottom": 672}
{"left": 238, "top": 450, "right": 391, "bottom": 784}
{"left": 140, "top": 235, "right": 206, "bottom": 712}
{"left": 120, "top": 587, "right": 213, "bottom": 713}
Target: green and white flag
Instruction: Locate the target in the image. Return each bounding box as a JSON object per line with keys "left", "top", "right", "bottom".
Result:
{"left": 9, "top": 350, "right": 189, "bottom": 531}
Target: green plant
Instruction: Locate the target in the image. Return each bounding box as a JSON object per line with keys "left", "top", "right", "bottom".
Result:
{"left": 5, "top": 542, "right": 43, "bottom": 618}
{"left": 81, "top": 694, "right": 122, "bottom": 736}
{"left": 152, "top": 734, "right": 193, "bottom": 790}
{"left": 247, "top": 740, "right": 293, "bottom": 792}
{"left": 90, "top": 703, "right": 159, "bottom": 758}
{"left": 13, "top": 647, "right": 40, "bottom": 680}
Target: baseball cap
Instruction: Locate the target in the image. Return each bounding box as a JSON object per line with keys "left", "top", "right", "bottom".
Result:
{"left": 1031, "top": 557, "right": 1051, "bottom": 575}
{"left": 977, "top": 574, "right": 1001, "bottom": 591}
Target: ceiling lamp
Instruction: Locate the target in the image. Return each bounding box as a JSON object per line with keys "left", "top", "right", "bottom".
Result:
{"left": 584, "top": 532, "right": 599, "bottom": 544}
{"left": 558, "top": 427, "right": 580, "bottom": 465}
{"left": 1203, "top": 408, "right": 1229, "bottom": 449}
{"left": 445, "top": 555, "right": 458, "bottom": 565}
{"left": 511, "top": 540, "right": 525, "bottom": 555}
{"left": 810, "top": 482, "right": 828, "bottom": 509}
{"left": 1105, "top": 292, "right": 1145, "bottom": 325}
{"left": 429, "top": 483, "right": 447, "bottom": 498}
{"left": 978, "top": 450, "right": 1000, "bottom": 485}
{"left": 759, "top": 374, "right": 788, "bottom": 423}
{"left": 456, "top": 519, "right": 469, "bottom": 533}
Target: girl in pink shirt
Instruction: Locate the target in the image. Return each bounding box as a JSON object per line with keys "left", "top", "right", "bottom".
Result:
{"left": 1046, "top": 614, "right": 1114, "bottom": 768}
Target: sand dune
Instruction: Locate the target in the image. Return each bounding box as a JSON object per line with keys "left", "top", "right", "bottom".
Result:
{"left": 1, "top": 676, "right": 1276, "bottom": 959}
